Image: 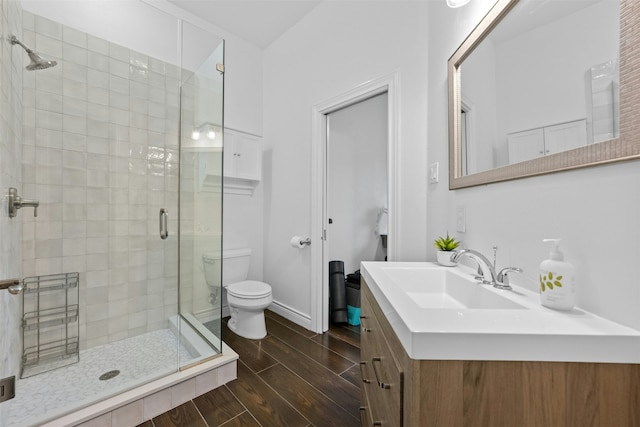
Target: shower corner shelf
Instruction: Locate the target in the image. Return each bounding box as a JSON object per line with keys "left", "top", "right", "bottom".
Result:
{"left": 21, "top": 272, "right": 80, "bottom": 379}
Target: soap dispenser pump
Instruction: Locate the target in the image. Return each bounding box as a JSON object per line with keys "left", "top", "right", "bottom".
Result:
{"left": 539, "top": 239, "right": 575, "bottom": 310}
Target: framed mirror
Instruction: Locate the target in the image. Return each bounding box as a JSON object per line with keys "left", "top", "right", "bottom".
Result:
{"left": 448, "top": 0, "right": 640, "bottom": 189}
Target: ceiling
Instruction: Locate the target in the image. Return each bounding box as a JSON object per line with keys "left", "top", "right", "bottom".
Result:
{"left": 167, "top": 0, "right": 322, "bottom": 48}
{"left": 490, "top": 0, "right": 603, "bottom": 44}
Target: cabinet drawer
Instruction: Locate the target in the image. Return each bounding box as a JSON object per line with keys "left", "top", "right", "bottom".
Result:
{"left": 361, "top": 295, "right": 403, "bottom": 427}
{"left": 360, "top": 361, "right": 375, "bottom": 426}
{"left": 359, "top": 405, "right": 372, "bottom": 427}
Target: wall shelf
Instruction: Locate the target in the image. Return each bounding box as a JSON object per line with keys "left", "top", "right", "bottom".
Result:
{"left": 198, "top": 128, "right": 262, "bottom": 195}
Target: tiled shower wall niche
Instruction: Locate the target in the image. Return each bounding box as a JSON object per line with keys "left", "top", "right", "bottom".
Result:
{"left": 21, "top": 12, "right": 191, "bottom": 350}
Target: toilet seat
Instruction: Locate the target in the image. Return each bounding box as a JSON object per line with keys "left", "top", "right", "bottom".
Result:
{"left": 227, "top": 280, "right": 271, "bottom": 299}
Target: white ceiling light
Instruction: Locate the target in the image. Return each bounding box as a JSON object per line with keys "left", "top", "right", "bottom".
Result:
{"left": 447, "top": 0, "right": 471, "bottom": 8}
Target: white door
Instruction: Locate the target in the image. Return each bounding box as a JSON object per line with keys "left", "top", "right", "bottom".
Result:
{"left": 311, "top": 73, "right": 397, "bottom": 334}
{"left": 325, "top": 93, "right": 388, "bottom": 320}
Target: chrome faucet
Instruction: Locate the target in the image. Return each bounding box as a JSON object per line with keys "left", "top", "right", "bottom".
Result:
{"left": 451, "top": 249, "right": 498, "bottom": 285}
{"left": 451, "top": 249, "right": 522, "bottom": 290}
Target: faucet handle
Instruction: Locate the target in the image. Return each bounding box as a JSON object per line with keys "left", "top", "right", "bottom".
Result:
{"left": 8, "top": 188, "right": 39, "bottom": 218}
{"left": 497, "top": 267, "right": 523, "bottom": 285}
{"left": 21, "top": 198, "right": 39, "bottom": 217}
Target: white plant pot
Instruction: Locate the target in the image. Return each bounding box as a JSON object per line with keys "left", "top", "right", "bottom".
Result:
{"left": 436, "top": 250, "right": 457, "bottom": 267}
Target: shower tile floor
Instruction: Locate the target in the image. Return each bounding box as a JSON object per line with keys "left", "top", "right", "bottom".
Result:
{"left": 8, "top": 329, "right": 194, "bottom": 427}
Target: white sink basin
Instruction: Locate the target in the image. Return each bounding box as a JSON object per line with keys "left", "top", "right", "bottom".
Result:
{"left": 361, "top": 261, "right": 640, "bottom": 363}
{"left": 379, "top": 266, "right": 525, "bottom": 310}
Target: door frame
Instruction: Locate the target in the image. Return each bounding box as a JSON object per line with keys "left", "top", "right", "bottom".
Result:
{"left": 310, "top": 72, "right": 399, "bottom": 333}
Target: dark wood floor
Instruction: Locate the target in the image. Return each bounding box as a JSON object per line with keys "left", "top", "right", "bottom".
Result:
{"left": 137, "top": 311, "right": 361, "bottom": 427}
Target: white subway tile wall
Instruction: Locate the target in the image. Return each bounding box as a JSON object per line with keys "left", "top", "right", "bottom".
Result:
{"left": 21, "top": 12, "right": 189, "bottom": 350}
{"left": 0, "top": 0, "right": 25, "bottom": 424}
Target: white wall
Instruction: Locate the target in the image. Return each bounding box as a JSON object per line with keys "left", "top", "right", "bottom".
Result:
{"left": 495, "top": 1, "right": 618, "bottom": 158}
{"left": 427, "top": 0, "right": 640, "bottom": 330}
{"left": 263, "top": 1, "right": 429, "bottom": 323}
{"left": 327, "top": 93, "right": 388, "bottom": 274}
{"left": 223, "top": 188, "right": 264, "bottom": 281}
{"left": 462, "top": 39, "right": 498, "bottom": 173}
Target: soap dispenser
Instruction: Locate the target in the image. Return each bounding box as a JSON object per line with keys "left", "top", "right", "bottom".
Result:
{"left": 539, "top": 239, "right": 575, "bottom": 310}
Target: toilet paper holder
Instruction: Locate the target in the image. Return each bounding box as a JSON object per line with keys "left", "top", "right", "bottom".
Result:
{"left": 291, "top": 236, "right": 312, "bottom": 248}
{"left": 299, "top": 237, "right": 311, "bottom": 246}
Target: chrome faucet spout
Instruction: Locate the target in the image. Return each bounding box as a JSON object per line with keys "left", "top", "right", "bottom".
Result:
{"left": 451, "top": 249, "right": 498, "bottom": 285}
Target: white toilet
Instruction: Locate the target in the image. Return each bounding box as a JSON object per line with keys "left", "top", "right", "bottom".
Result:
{"left": 202, "top": 248, "right": 272, "bottom": 339}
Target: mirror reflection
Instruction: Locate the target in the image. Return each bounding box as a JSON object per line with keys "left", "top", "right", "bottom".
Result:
{"left": 459, "top": 0, "right": 619, "bottom": 176}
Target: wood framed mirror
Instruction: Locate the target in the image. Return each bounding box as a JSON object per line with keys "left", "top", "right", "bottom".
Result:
{"left": 448, "top": 0, "right": 640, "bottom": 189}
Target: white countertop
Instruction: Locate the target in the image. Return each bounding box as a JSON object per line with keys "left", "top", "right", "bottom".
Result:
{"left": 361, "top": 261, "right": 640, "bottom": 363}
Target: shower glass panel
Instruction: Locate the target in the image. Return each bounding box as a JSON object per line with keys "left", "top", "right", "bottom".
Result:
{"left": 8, "top": 2, "right": 224, "bottom": 424}
{"left": 178, "top": 21, "right": 224, "bottom": 368}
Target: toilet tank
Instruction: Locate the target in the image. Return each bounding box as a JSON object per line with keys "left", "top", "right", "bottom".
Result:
{"left": 203, "top": 248, "right": 252, "bottom": 286}
{"left": 202, "top": 251, "right": 221, "bottom": 289}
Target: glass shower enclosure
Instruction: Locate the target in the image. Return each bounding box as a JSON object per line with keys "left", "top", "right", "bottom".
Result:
{"left": 178, "top": 20, "right": 225, "bottom": 368}
{"left": 3, "top": 2, "right": 224, "bottom": 425}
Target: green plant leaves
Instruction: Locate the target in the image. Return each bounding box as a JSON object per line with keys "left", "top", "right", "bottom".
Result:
{"left": 434, "top": 233, "right": 460, "bottom": 251}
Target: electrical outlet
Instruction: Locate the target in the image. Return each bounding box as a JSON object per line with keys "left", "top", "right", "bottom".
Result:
{"left": 456, "top": 206, "right": 466, "bottom": 233}
{"left": 429, "top": 162, "right": 439, "bottom": 184}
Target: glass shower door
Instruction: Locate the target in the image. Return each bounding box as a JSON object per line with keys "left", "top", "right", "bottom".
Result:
{"left": 177, "top": 21, "right": 224, "bottom": 368}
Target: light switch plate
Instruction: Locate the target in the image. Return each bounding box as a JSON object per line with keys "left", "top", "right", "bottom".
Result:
{"left": 429, "top": 162, "right": 439, "bottom": 184}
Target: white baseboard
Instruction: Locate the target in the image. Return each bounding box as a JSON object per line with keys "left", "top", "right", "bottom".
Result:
{"left": 267, "top": 300, "right": 313, "bottom": 331}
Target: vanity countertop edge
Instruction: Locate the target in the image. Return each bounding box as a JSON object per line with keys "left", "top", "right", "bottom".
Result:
{"left": 361, "top": 261, "right": 640, "bottom": 363}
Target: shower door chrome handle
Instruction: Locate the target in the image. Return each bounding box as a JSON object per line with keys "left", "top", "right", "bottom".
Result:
{"left": 159, "top": 208, "right": 168, "bottom": 240}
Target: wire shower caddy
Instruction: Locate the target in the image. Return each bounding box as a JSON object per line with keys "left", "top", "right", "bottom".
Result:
{"left": 21, "top": 272, "right": 80, "bottom": 378}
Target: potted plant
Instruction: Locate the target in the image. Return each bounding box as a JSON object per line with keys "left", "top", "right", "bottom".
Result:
{"left": 434, "top": 233, "right": 460, "bottom": 266}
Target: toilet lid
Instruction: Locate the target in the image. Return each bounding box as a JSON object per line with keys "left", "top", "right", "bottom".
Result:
{"left": 227, "top": 280, "right": 272, "bottom": 298}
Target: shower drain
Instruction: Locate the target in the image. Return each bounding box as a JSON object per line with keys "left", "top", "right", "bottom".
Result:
{"left": 99, "top": 370, "right": 120, "bottom": 381}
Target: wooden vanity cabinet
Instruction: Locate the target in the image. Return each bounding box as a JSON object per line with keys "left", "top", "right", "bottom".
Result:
{"left": 361, "top": 279, "right": 640, "bottom": 427}
{"left": 360, "top": 291, "right": 404, "bottom": 427}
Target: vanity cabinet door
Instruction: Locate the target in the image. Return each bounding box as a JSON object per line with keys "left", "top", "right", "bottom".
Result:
{"left": 361, "top": 291, "right": 403, "bottom": 427}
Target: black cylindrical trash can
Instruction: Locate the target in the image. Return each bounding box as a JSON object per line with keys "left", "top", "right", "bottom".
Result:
{"left": 329, "top": 260, "right": 348, "bottom": 324}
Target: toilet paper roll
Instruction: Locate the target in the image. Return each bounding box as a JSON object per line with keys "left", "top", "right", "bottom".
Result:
{"left": 290, "top": 236, "right": 305, "bottom": 249}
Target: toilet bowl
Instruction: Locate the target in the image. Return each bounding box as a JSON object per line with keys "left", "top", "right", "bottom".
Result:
{"left": 203, "top": 249, "right": 272, "bottom": 340}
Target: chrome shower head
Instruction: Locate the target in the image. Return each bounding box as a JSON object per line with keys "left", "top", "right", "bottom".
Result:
{"left": 10, "top": 35, "right": 57, "bottom": 71}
